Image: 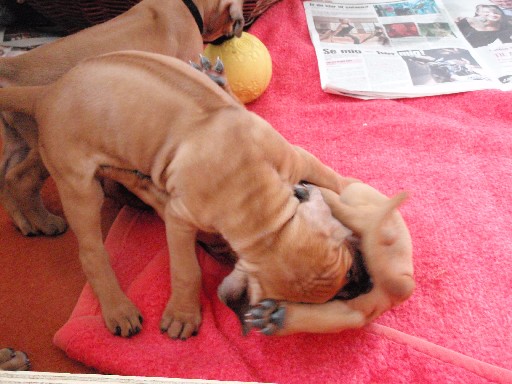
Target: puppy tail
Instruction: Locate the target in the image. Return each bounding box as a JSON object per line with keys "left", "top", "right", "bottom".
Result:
{"left": 0, "top": 85, "right": 44, "bottom": 116}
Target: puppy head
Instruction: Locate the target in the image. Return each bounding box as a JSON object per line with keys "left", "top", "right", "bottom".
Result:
{"left": 202, "top": 0, "right": 244, "bottom": 42}
{"left": 218, "top": 185, "right": 355, "bottom": 311}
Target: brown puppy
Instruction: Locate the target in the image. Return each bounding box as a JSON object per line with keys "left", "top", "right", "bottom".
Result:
{"left": 0, "top": 0, "right": 244, "bottom": 236}
{"left": 0, "top": 348, "right": 30, "bottom": 371}
{"left": 243, "top": 182, "right": 415, "bottom": 335}
{"left": 0, "top": 51, "right": 356, "bottom": 340}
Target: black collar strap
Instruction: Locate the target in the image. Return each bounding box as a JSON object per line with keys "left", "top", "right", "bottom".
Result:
{"left": 182, "top": 0, "right": 204, "bottom": 34}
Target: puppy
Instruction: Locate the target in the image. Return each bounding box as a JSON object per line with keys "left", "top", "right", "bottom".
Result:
{"left": 0, "top": 0, "right": 244, "bottom": 236}
{"left": 243, "top": 183, "right": 415, "bottom": 335}
{"left": 0, "top": 51, "right": 356, "bottom": 339}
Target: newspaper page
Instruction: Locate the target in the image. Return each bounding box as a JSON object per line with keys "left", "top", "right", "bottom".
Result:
{"left": 303, "top": 0, "right": 512, "bottom": 98}
{"left": 0, "top": 26, "right": 60, "bottom": 57}
{"left": 0, "top": 371, "right": 266, "bottom": 384}
{"left": 442, "top": 0, "right": 512, "bottom": 85}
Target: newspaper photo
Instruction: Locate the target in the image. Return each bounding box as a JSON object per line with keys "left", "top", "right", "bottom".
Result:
{"left": 303, "top": 0, "right": 512, "bottom": 98}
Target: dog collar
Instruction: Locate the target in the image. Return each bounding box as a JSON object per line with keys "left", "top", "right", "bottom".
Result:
{"left": 182, "top": 0, "right": 204, "bottom": 34}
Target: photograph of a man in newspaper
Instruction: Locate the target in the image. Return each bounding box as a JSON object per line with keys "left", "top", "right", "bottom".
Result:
{"left": 400, "top": 47, "right": 488, "bottom": 84}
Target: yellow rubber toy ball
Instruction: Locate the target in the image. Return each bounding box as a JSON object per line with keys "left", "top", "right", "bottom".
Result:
{"left": 204, "top": 32, "right": 272, "bottom": 104}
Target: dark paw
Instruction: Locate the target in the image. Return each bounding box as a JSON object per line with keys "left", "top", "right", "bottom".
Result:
{"left": 244, "top": 299, "right": 286, "bottom": 335}
{"left": 190, "top": 55, "right": 227, "bottom": 88}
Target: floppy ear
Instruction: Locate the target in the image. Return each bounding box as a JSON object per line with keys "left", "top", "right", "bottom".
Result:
{"left": 217, "top": 268, "right": 252, "bottom": 334}
{"left": 371, "top": 192, "right": 408, "bottom": 245}
{"left": 319, "top": 187, "right": 367, "bottom": 234}
{"left": 320, "top": 187, "right": 408, "bottom": 247}
{"left": 221, "top": 0, "right": 245, "bottom": 37}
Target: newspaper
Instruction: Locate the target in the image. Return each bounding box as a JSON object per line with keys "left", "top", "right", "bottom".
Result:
{"left": 0, "top": 371, "right": 266, "bottom": 384}
{"left": 0, "top": 26, "right": 60, "bottom": 57}
{"left": 303, "top": 0, "right": 512, "bottom": 98}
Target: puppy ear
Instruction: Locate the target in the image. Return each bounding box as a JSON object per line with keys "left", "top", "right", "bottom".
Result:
{"left": 218, "top": 268, "right": 247, "bottom": 305}
{"left": 375, "top": 192, "right": 408, "bottom": 244}
{"left": 320, "top": 186, "right": 407, "bottom": 241}
{"left": 320, "top": 187, "right": 367, "bottom": 235}
{"left": 217, "top": 268, "right": 252, "bottom": 334}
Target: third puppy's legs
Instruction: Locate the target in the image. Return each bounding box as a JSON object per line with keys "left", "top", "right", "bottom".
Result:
{"left": 0, "top": 118, "right": 66, "bottom": 236}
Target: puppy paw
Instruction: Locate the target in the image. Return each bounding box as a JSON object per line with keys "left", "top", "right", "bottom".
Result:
{"left": 190, "top": 55, "right": 228, "bottom": 88}
{"left": 160, "top": 302, "right": 201, "bottom": 340}
{"left": 190, "top": 55, "right": 241, "bottom": 102}
{"left": 244, "top": 299, "right": 286, "bottom": 335}
{"left": 0, "top": 348, "right": 31, "bottom": 371}
{"left": 6, "top": 205, "right": 67, "bottom": 236}
{"left": 37, "top": 213, "right": 68, "bottom": 236}
{"left": 1, "top": 184, "right": 68, "bottom": 236}
{"left": 102, "top": 299, "right": 143, "bottom": 338}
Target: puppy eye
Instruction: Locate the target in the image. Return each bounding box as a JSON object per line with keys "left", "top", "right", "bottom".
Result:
{"left": 293, "top": 185, "right": 310, "bottom": 202}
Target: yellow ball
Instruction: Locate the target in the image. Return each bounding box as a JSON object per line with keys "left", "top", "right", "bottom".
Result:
{"left": 204, "top": 32, "right": 272, "bottom": 104}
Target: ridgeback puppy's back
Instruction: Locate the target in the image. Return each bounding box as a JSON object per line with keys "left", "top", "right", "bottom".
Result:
{"left": 36, "top": 51, "right": 245, "bottom": 179}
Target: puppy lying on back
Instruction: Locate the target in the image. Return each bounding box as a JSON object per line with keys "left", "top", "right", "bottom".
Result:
{"left": 0, "top": 51, "right": 357, "bottom": 339}
{"left": 239, "top": 182, "right": 415, "bottom": 335}
{"left": 0, "top": 0, "right": 244, "bottom": 237}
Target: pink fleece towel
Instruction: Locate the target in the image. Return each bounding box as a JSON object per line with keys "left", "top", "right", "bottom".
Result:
{"left": 54, "top": 0, "right": 512, "bottom": 382}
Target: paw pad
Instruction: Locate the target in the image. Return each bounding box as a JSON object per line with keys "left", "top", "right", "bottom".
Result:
{"left": 244, "top": 299, "right": 286, "bottom": 335}
{"left": 190, "top": 55, "right": 227, "bottom": 88}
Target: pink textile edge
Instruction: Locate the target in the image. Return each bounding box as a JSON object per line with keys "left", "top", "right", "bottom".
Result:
{"left": 367, "top": 323, "right": 512, "bottom": 383}
{"left": 55, "top": 206, "right": 512, "bottom": 383}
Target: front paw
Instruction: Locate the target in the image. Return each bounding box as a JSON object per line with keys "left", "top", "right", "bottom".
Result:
{"left": 244, "top": 299, "right": 286, "bottom": 335}
{"left": 7, "top": 205, "right": 67, "bottom": 237}
{"left": 101, "top": 298, "right": 143, "bottom": 338}
{"left": 160, "top": 301, "right": 201, "bottom": 340}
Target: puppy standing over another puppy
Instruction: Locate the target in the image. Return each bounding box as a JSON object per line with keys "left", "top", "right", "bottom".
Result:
{"left": 242, "top": 182, "right": 415, "bottom": 336}
{"left": 0, "top": 51, "right": 358, "bottom": 340}
{"left": 0, "top": 0, "right": 244, "bottom": 237}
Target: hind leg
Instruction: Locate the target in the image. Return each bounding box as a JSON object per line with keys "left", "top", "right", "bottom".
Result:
{"left": 0, "top": 119, "right": 67, "bottom": 236}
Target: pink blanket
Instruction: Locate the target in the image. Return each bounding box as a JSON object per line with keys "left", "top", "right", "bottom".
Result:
{"left": 54, "top": 0, "right": 512, "bottom": 382}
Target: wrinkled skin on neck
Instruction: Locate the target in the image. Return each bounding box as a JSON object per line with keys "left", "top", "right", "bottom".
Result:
{"left": 218, "top": 186, "right": 354, "bottom": 308}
